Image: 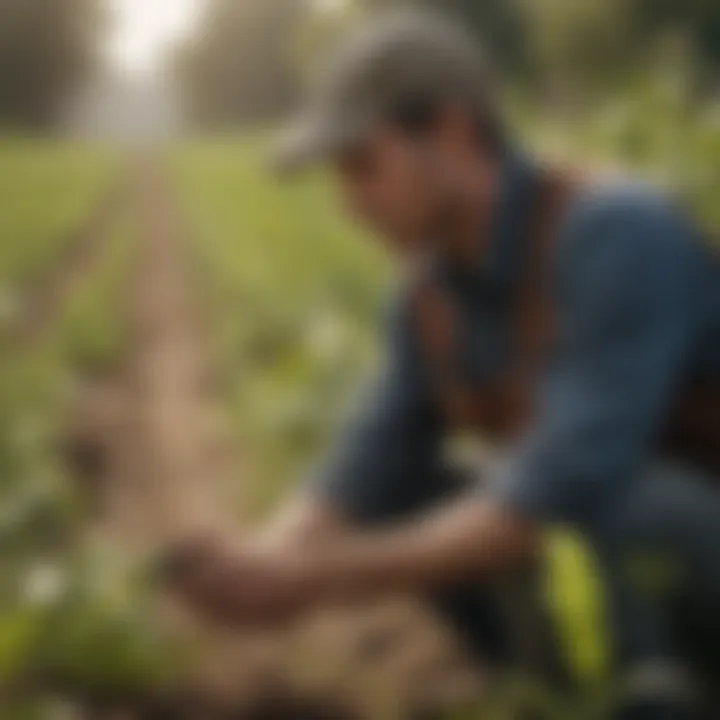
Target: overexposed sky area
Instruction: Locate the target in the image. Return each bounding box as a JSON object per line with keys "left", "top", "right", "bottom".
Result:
{"left": 106, "top": 0, "right": 201, "bottom": 76}
{"left": 107, "top": 0, "right": 349, "bottom": 77}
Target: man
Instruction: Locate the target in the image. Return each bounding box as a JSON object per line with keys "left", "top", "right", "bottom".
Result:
{"left": 170, "top": 10, "right": 720, "bottom": 718}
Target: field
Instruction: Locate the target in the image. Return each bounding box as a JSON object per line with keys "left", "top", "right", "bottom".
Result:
{"left": 0, "top": 103, "right": 718, "bottom": 717}
{"left": 0, "top": 136, "right": 480, "bottom": 720}
{"left": 0, "top": 141, "right": 172, "bottom": 718}
{"left": 172, "top": 139, "right": 391, "bottom": 516}
{"left": 0, "top": 139, "right": 115, "bottom": 291}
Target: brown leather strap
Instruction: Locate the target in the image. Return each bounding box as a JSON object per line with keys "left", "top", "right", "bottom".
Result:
{"left": 413, "top": 271, "right": 472, "bottom": 424}
{"left": 413, "top": 167, "right": 578, "bottom": 432}
{"left": 509, "top": 168, "right": 578, "bottom": 424}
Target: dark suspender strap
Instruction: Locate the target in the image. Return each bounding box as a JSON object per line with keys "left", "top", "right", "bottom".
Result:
{"left": 413, "top": 166, "right": 578, "bottom": 430}
{"left": 513, "top": 168, "right": 578, "bottom": 384}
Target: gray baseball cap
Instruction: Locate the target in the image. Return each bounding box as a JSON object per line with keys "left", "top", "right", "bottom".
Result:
{"left": 273, "top": 8, "right": 497, "bottom": 173}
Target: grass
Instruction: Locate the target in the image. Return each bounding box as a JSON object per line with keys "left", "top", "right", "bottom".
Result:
{"left": 173, "top": 138, "right": 391, "bottom": 516}
{"left": 0, "top": 138, "right": 116, "bottom": 290}
{"left": 0, "top": 142, "right": 178, "bottom": 707}
{"left": 52, "top": 212, "right": 137, "bottom": 375}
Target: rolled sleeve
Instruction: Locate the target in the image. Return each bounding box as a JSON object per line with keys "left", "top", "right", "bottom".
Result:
{"left": 494, "top": 189, "right": 702, "bottom": 526}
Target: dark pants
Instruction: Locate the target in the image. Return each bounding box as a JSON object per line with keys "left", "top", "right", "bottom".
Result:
{"left": 329, "top": 459, "right": 720, "bottom": 717}
{"left": 596, "top": 462, "right": 720, "bottom": 716}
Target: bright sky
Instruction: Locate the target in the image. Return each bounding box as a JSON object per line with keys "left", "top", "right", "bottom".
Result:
{"left": 107, "top": 0, "right": 201, "bottom": 77}
{"left": 106, "top": 0, "right": 349, "bottom": 77}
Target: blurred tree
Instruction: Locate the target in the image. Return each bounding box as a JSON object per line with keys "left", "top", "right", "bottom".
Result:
{"left": 373, "top": 0, "right": 718, "bottom": 104}
{"left": 632, "top": 0, "right": 720, "bottom": 89}
{"left": 173, "top": 0, "right": 720, "bottom": 129}
{"left": 427, "top": 0, "right": 527, "bottom": 74}
{"left": 520, "top": 0, "right": 720, "bottom": 106}
{"left": 173, "top": 0, "right": 311, "bottom": 128}
{"left": 358, "top": 0, "right": 528, "bottom": 75}
{"left": 520, "top": 0, "right": 634, "bottom": 109}
{"left": 0, "top": 0, "right": 106, "bottom": 129}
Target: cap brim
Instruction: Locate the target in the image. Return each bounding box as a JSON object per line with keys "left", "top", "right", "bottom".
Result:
{"left": 270, "top": 112, "right": 371, "bottom": 176}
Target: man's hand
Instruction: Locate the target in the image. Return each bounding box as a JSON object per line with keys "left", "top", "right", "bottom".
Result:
{"left": 162, "top": 497, "right": 539, "bottom": 628}
{"left": 162, "top": 536, "right": 319, "bottom": 627}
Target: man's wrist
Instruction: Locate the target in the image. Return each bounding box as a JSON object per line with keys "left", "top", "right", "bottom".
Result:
{"left": 292, "top": 533, "right": 407, "bottom": 606}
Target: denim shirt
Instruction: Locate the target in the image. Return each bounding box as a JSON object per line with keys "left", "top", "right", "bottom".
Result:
{"left": 318, "top": 153, "right": 720, "bottom": 528}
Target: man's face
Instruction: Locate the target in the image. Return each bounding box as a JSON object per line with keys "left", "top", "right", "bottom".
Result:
{"left": 331, "top": 124, "right": 453, "bottom": 257}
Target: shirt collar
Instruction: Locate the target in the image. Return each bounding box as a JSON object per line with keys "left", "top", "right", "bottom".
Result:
{"left": 440, "top": 149, "right": 539, "bottom": 303}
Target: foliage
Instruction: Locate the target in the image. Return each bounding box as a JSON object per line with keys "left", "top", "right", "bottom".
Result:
{"left": 0, "top": 138, "right": 115, "bottom": 295}
{"left": 523, "top": 81, "right": 720, "bottom": 233}
{"left": 0, "top": 141, "right": 176, "bottom": 710}
{"left": 54, "top": 216, "right": 136, "bottom": 374}
{"left": 172, "top": 0, "right": 720, "bottom": 129}
{"left": 405, "top": 0, "right": 720, "bottom": 99}
{"left": 0, "top": 0, "right": 107, "bottom": 128}
{"left": 172, "top": 0, "right": 310, "bottom": 128}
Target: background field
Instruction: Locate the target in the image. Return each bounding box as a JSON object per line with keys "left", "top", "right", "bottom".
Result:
{"left": 1, "top": 0, "right": 720, "bottom": 717}
{"left": 0, "top": 116, "right": 716, "bottom": 717}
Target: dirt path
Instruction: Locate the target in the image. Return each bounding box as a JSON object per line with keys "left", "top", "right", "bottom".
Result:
{"left": 98, "top": 161, "right": 242, "bottom": 545}
{"left": 80, "top": 160, "right": 294, "bottom": 712}
{"left": 74, "top": 158, "right": 480, "bottom": 720}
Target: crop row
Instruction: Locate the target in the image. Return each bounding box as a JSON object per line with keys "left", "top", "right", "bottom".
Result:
{"left": 0, "top": 144, "right": 176, "bottom": 712}
{"left": 173, "top": 138, "right": 390, "bottom": 515}
{"left": 0, "top": 138, "right": 116, "bottom": 293}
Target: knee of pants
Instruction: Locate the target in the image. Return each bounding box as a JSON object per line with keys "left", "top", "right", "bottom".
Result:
{"left": 430, "top": 560, "right": 575, "bottom": 688}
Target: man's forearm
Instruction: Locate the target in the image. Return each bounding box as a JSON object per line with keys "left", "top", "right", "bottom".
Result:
{"left": 304, "top": 497, "right": 539, "bottom": 603}
{"left": 168, "top": 495, "right": 540, "bottom": 627}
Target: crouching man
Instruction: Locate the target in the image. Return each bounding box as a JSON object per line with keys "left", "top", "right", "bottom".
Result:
{"left": 169, "top": 10, "right": 720, "bottom": 719}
